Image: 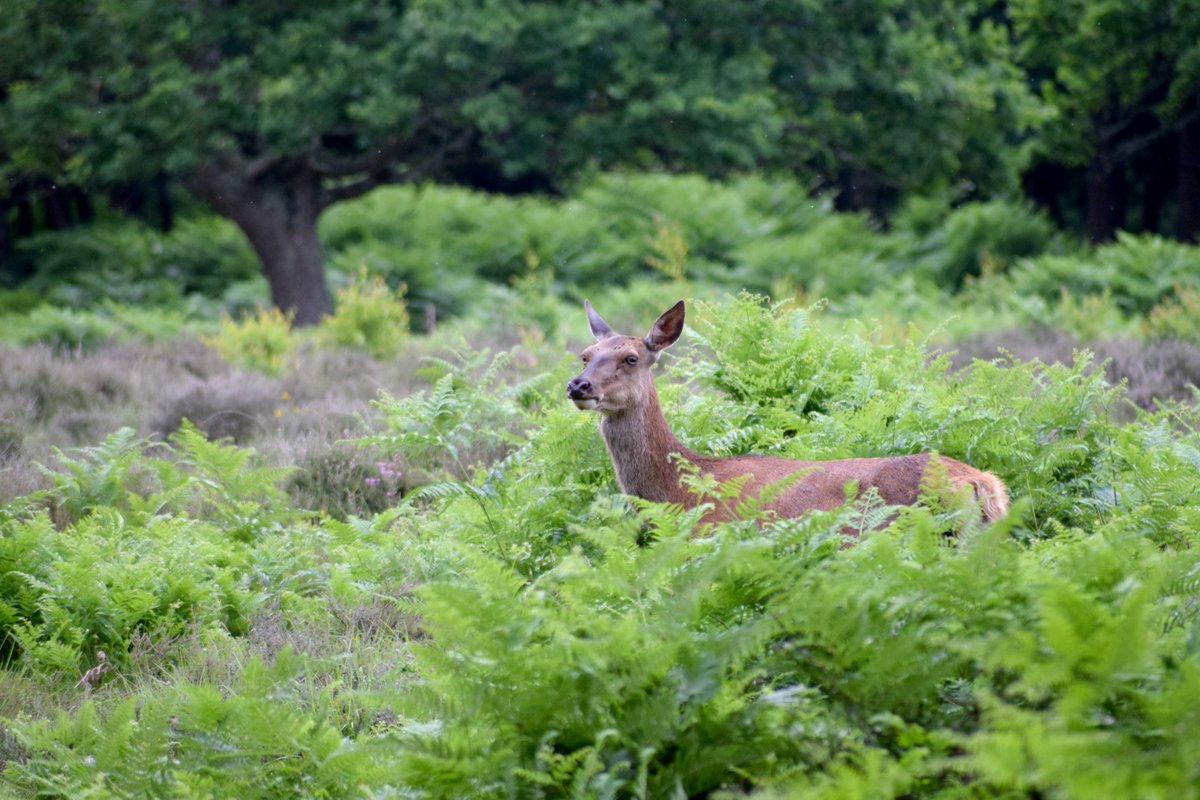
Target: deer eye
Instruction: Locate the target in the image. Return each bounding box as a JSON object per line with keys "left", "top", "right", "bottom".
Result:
{"left": 624, "top": 355, "right": 638, "bottom": 366}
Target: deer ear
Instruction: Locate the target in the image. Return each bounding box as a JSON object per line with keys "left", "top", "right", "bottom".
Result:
{"left": 585, "top": 300, "right": 615, "bottom": 339}
{"left": 645, "top": 300, "right": 685, "bottom": 352}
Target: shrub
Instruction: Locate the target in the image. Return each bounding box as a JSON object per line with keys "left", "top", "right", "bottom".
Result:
{"left": 1047, "top": 288, "right": 1133, "bottom": 341}
{"left": 0, "top": 422, "right": 304, "bottom": 672}
{"left": 153, "top": 216, "right": 260, "bottom": 298}
{"left": 15, "top": 223, "right": 173, "bottom": 309}
{"left": 1145, "top": 286, "right": 1200, "bottom": 344}
{"left": 0, "top": 305, "right": 121, "bottom": 350}
{"left": 902, "top": 199, "right": 1064, "bottom": 287}
{"left": 286, "top": 443, "right": 405, "bottom": 520}
{"left": 3, "top": 653, "right": 389, "bottom": 795}
{"left": 391, "top": 521, "right": 858, "bottom": 797}
{"left": 321, "top": 184, "right": 530, "bottom": 318}
{"left": 317, "top": 272, "right": 409, "bottom": 359}
{"left": 15, "top": 217, "right": 258, "bottom": 313}
{"left": 0, "top": 302, "right": 201, "bottom": 350}
{"left": 0, "top": 511, "right": 256, "bottom": 671}
{"left": 734, "top": 212, "right": 885, "bottom": 297}
{"left": 1014, "top": 232, "right": 1200, "bottom": 314}
{"left": 203, "top": 306, "right": 297, "bottom": 376}
{"left": 0, "top": 289, "right": 42, "bottom": 315}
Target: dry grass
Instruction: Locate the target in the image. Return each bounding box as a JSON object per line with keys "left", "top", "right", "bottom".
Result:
{"left": 951, "top": 329, "right": 1200, "bottom": 409}
{"left": 0, "top": 318, "right": 557, "bottom": 517}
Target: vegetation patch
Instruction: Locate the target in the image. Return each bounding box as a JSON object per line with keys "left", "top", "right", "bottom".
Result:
{"left": 4, "top": 296, "right": 1191, "bottom": 796}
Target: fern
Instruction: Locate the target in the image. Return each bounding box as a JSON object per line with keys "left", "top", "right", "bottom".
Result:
{"left": 5, "top": 293, "right": 1200, "bottom": 797}
{"left": 37, "top": 427, "right": 156, "bottom": 522}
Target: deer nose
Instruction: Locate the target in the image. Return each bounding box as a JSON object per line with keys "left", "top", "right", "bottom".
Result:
{"left": 567, "top": 377, "right": 592, "bottom": 398}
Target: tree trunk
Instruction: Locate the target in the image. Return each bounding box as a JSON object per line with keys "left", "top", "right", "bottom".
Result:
{"left": 1178, "top": 112, "right": 1200, "bottom": 243}
{"left": 834, "top": 167, "right": 884, "bottom": 218}
{"left": 240, "top": 194, "right": 332, "bottom": 326}
{"left": 195, "top": 161, "right": 334, "bottom": 326}
{"left": 73, "top": 188, "right": 94, "bottom": 225}
{"left": 42, "top": 186, "right": 72, "bottom": 230}
{"left": 1139, "top": 133, "right": 1174, "bottom": 233}
{"left": 1086, "top": 141, "right": 1125, "bottom": 243}
{"left": 0, "top": 196, "right": 10, "bottom": 269}
{"left": 15, "top": 191, "right": 34, "bottom": 238}
{"left": 156, "top": 172, "right": 174, "bottom": 232}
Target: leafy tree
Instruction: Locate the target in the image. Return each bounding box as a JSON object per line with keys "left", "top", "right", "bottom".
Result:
{"left": 0, "top": 0, "right": 780, "bottom": 323}
{"left": 762, "top": 0, "right": 1040, "bottom": 215}
{"left": 1011, "top": 0, "right": 1200, "bottom": 242}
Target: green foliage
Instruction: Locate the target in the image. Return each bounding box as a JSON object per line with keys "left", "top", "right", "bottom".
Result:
{"left": 902, "top": 199, "right": 1064, "bottom": 287}
{"left": 203, "top": 306, "right": 297, "bottom": 376}
{"left": 1014, "top": 232, "right": 1200, "bottom": 314}
{"left": 154, "top": 216, "right": 261, "bottom": 298}
{"left": 735, "top": 211, "right": 884, "bottom": 298}
{"left": 0, "top": 510, "right": 254, "bottom": 673}
{"left": 345, "top": 296, "right": 1200, "bottom": 794}
{"left": 3, "top": 651, "right": 391, "bottom": 797}
{"left": 3, "top": 297, "right": 1200, "bottom": 797}
{"left": 1012, "top": 0, "right": 1200, "bottom": 164}
{"left": 321, "top": 185, "right": 526, "bottom": 317}
{"left": 1, "top": 0, "right": 784, "bottom": 324}
{"left": 0, "top": 304, "right": 121, "bottom": 350}
{"left": 10, "top": 217, "right": 258, "bottom": 313}
{"left": 1145, "top": 287, "right": 1200, "bottom": 344}
{"left": 0, "top": 302, "right": 203, "bottom": 350}
{"left": 18, "top": 173, "right": 1200, "bottom": 355}
{"left": 0, "top": 418, "right": 422, "bottom": 683}
{"left": 367, "top": 346, "right": 538, "bottom": 484}
{"left": 768, "top": 0, "right": 1041, "bottom": 204}
{"left": 392, "top": 524, "right": 855, "bottom": 797}
{"left": 319, "top": 173, "right": 779, "bottom": 315}
{"left": 317, "top": 272, "right": 409, "bottom": 358}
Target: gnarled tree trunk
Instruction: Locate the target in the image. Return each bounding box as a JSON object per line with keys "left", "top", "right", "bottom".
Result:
{"left": 194, "top": 159, "right": 334, "bottom": 326}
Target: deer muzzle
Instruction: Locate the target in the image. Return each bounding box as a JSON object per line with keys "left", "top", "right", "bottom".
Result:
{"left": 567, "top": 376, "right": 599, "bottom": 409}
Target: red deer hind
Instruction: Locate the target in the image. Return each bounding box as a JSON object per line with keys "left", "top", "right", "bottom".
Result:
{"left": 567, "top": 300, "right": 1009, "bottom": 527}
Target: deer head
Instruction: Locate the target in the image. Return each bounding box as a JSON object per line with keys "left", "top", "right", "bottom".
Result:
{"left": 566, "top": 300, "right": 685, "bottom": 414}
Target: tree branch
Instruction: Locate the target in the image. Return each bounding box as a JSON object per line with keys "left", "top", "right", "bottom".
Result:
{"left": 243, "top": 152, "right": 277, "bottom": 180}
{"left": 307, "top": 139, "right": 408, "bottom": 177}
{"left": 319, "top": 172, "right": 391, "bottom": 207}
{"left": 315, "top": 127, "right": 475, "bottom": 211}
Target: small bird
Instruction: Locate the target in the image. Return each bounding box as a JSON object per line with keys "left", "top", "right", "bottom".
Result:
{"left": 77, "top": 650, "right": 108, "bottom": 690}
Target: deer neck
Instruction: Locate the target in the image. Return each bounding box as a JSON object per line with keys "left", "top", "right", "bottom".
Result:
{"left": 599, "top": 384, "right": 695, "bottom": 505}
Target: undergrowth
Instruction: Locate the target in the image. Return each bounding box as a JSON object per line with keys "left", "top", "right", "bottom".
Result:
{"left": 2, "top": 295, "right": 1199, "bottom": 798}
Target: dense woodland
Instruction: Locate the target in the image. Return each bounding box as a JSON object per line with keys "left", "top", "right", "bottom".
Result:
{"left": 3, "top": 0, "right": 1200, "bottom": 320}
{"left": 2, "top": 2, "right": 1200, "bottom": 799}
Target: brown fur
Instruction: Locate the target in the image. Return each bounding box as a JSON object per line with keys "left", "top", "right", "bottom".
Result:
{"left": 568, "top": 300, "right": 1009, "bottom": 528}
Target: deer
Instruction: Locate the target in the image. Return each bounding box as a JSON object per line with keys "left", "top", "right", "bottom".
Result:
{"left": 566, "top": 300, "right": 1009, "bottom": 528}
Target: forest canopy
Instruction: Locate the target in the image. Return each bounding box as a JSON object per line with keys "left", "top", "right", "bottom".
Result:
{"left": 2, "top": 0, "right": 1199, "bottom": 322}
